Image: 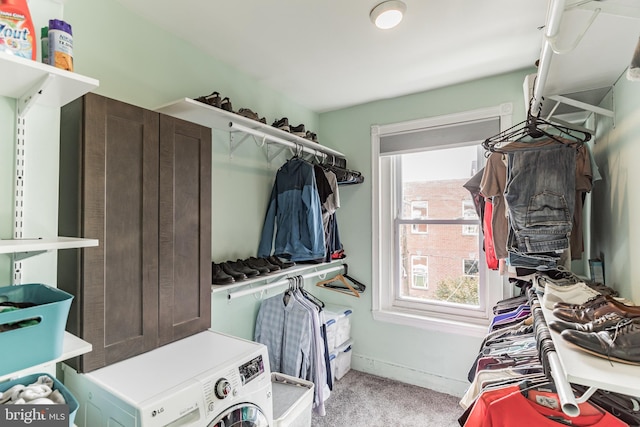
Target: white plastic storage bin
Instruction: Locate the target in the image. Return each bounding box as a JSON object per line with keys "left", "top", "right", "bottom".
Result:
{"left": 323, "top": 304, "right": 352, "bottom": 352}
{"left": 328, "top": 352, "right": 337, "bottom": 383}
{"left": 334, "top": 340, "right": 353, "bottom": 381}
{"left": 272, "top": 372, "right": 314, "bottom": 427}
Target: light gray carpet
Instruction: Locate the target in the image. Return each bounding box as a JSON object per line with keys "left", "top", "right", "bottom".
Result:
{"left": 311, "top": 370, "right": 462, "bottom": 427}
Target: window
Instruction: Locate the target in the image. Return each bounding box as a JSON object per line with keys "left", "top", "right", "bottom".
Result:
{"left": 410, "top": 201, "right": 428, "bottom": 234}
{"left": 372, "top": 104, "right": 512, "bottom": 335}
{"left": 410, "top": 256, "right": 428, "bottom": 289}
{"left": 462, "top": 200, "right": 479, "bottom": 236}
{"left": 463, "top": 258, "right": 479, "bottom": 276}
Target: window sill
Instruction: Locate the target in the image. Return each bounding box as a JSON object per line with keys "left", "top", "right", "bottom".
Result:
{"left": 372, "top": 308, "right": 489, "bottom": 338}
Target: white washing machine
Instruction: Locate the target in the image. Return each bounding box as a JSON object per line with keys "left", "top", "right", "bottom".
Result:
{"left": 62, "top": 330, "right": 273, "bottom": 427}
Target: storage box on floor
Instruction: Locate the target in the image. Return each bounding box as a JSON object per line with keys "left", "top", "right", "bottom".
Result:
{"left": 0, "top": 373, "right": 79, "bottom": 427}
{"left": 0, "top": 283, "right": 73, "bottom": 376}
{"left": 272, "top": 373, "right": 314, "bottom": 427}
{"left": 324, "top": 304, "right": 353, "bottom": 380}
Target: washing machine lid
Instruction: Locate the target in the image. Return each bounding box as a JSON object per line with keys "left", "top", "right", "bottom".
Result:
{"left": 83, "top": 330, "right": 266, "bottom": 405}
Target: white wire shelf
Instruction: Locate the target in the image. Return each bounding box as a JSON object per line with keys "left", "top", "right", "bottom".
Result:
{"left": 156, "top": 98, "right": 345, "bottom": 160}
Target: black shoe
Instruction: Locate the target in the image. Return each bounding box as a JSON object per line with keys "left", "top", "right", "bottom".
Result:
{"left": 221, "top": 97, "right": 233, "bottom": 112}
{"left": 227, "top": 260, "right": 260, "bottom": 278}
{"left": 290, "top": 124, "right": 306, "bottom": 137}
{"left": 549, "top": 312, "right": 628, "bottom": 334}
{"left": 212, "top": 263, "right": 234, "bottom": 285}
{"left": 195, "top": 91, "right": 221, "bottom": 108}
{"left": 237, "top": 108, "right": 260, "bottom": 121}
{"left": 267, "top": 255, "right": 295, "bottom": 269}
{"left": 272, "top": 118, "right": 290, "bottom": 132}
{"left": 240, "top": 258, "right": 270, "bottom": 275}
{"left": 248, "top": 257, "right": 281, "bottom": 273}
{"left": 305, "top": 130, "right": 318, "bottom": 143}
{"left": 220, "top": 262, "right": 247, "bottom": 281}
{"left": 561, "top": 318, "right": 640, "bottom": 365}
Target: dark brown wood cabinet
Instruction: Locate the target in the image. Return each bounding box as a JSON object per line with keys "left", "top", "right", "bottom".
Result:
{"left": 58, "top": 93, "right": 211, "bottom": 373}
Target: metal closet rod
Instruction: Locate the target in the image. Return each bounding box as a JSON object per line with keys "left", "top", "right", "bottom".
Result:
{"left": 227, "top": 264, "right": 345, "bottom": 300}
{"left": 228, "top": 121, "right": 346, "bottom": 160}
{"left": 530, "top": 0, "right": 567, "bottom": 117}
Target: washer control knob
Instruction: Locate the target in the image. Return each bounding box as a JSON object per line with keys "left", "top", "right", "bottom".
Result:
{"left": 215, "top": 379, "right": 232, "bottom": 399}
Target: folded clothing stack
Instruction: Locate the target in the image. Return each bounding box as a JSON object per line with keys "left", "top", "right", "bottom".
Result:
{"left": 0, "top": 375, "right": 67, "bottom": 405}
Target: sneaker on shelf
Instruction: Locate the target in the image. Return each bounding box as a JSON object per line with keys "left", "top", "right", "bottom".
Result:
{"left": 542, "top": 281, "right": 601, "bottom": 310}
{"left": 290, "top": 124, "right": 306, "bottom": 137}
{"left": 212, "top": 263, "right": 234, "bottom": 285}
{"left": 259, "top": 117, "right": 267, "bottom": 124}
{"left": 221, "top": 97, "right": 234, "bottom": 112}
{"left": 272, "top": 118, "right": 290, "bottom": 132}
{"left": 227, "top": 259, "right": 260, "bottom": 278}
{"left": 268, "top": 255, "right": 296, "bottom": 269}
{"left": 237, "top": 108, "right": 260, "bottom": 121}
{"left": 305, "top": 131, "right": 318, "bottom": 143}
{"left": 220, "top": 261, "right": 247, "bottom": 281}
{"left": 194, "top": 91, "right": 222, "bottom": 108}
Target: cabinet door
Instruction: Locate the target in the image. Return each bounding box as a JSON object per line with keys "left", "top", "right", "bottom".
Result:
{"left": 59, "top": 93, "right": 160, "bottom": 372}
{"left": 158, "top": 114, "right": 211, "bottom": 345}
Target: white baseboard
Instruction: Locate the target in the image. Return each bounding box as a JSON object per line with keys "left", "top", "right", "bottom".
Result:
{"left": 350, "top": 353, "right": 469, "bottom": 398}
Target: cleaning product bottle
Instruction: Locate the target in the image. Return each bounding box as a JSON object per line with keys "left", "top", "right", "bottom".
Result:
{"left": 41, "top": 26, "right": 48, "bottom": 64}
{"left": 48, "top": 19, "right": 73, "bottom": 71}
{"left": 0, "top": 0, "right": 36, "bottom": 60}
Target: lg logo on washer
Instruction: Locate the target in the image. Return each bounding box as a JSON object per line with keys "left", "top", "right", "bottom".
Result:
{"left": 151, "top": 407, "right": 164, "bottom": 417}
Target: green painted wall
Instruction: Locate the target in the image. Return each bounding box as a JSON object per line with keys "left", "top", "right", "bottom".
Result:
{"left": 591, "top": 74, "right": 640, "bottom": 302}
{"left": 318, "top": 69, "right": 534, "bottom": 395}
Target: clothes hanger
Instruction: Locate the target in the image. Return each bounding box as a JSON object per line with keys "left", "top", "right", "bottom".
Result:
{"left": 316, "top": 273, "right": 360, "bottom": 298}
{"left": 482, "top": 102, "right": 591, "bottom": 153}
{"left": 297, "top": 275, "right": 325, "bottom": 308}
{"left": 342, "top": 264, "right": 366, "bottom": 292}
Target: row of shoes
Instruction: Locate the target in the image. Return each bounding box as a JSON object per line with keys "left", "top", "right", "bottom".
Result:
{"left": 193, "top": 91, "right": 319, "bottom": 143}
{"left": 212, "top": 256, "right": 296, "bottom": 285}
{"left": 194, "top": 90, "right": 268, "bottom": 124}
{"left": 547, "top": 289, "right": 640, "bottom": 365}
{"left": 271, "top": 117, "right": 319, "bottom": 143}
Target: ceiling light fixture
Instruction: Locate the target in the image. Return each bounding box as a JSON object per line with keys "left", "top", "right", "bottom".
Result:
{"left": 370, "top": 0, "right": 406, "bottom": 30}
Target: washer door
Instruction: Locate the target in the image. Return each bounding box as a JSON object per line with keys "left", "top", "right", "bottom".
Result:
{"left": 208, "top": 403, "right": 269, "bottom": 427}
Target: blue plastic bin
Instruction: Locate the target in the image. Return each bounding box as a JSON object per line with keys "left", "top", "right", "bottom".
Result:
{"left": 0, "top": 284, "right": 73, "bottom": 376}
{"left": 0, "top": 373, "right": 79, "bottom": 426}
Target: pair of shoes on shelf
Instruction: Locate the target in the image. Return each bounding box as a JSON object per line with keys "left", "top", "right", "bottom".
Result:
{"left": 304, "top": 130, "right": 318, "bottom": 143}
{"left": 194, "top": 91, "right": 234, "bottom": 112}
{"left": 556, "top": 316, "right": 640, "bottom": 365}
{"left": 552, "top": 295, "right": 640, "bottom": 324}
{"left": 266, "top": 255, "right": 295, "bottom": 269}
{"left": 541, "top": 281, "right": 601, "bottom": 310}
{"left": 212, "top": 257, "right": 295, "bottom": 285}
{"left": 237, "top": 108, "right": 266, "bottom": 124}
{"left": 272, "top": 117, "right": 290, "bottom": 132}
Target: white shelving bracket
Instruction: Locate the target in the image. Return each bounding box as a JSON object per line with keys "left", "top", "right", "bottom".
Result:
{"left": 17, "top": 73, "right": 55, "bottom": 117}
{"left": 229, "top": 129, "right": 252, "bottom": 157}
{"left": 574, "top": 385, "right": 599, "bottom": 404}
{"left": 13, "top": 250, "right": 47, "bottom": 262}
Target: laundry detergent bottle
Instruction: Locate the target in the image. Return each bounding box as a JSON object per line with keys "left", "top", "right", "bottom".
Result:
{"left": 0, "top": 0, "right": 36, "bottom": 60}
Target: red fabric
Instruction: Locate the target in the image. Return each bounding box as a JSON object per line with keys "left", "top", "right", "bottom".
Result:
{"left": 483, "top": 199, "right": 498, "bottom": 270}
{"left": 464, "top": 386, "right": 628, "bottom": 427}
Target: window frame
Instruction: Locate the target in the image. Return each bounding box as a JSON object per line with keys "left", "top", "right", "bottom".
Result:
{"left": 371, "top": 103, "right": 513, "bottom": 337}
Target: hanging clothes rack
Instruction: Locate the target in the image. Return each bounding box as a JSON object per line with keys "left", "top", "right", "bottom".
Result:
{"left": 227, "top": 265, "right": 345, "bottom": 300}
{"left": 527, "top": 288, "right": 579, "bottom": 417}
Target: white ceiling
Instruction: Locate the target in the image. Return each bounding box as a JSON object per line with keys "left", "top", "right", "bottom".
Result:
{"left": 115, "top": 0, "right": 640, "bottom": 113}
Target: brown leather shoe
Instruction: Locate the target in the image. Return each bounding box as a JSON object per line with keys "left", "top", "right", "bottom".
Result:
{"left": 552, "top": 294, "right": 608, "bottom": 310}
{"left": 553, "top": 295, "right": 640, "bottom": 324}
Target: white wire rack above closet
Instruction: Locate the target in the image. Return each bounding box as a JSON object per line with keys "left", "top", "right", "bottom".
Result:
{"left": 156, "top": 98, "right": 346, "bottom": 163}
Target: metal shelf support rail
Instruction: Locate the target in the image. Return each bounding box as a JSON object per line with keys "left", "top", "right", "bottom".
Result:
{"left": 530, "top": 0, "right": 567, "bottom": 117}
{"left": 227, "top": 265, "right": 345, "bottom": 300}
{"left": 228, "top": 121, "right": 344, "bottom": 164}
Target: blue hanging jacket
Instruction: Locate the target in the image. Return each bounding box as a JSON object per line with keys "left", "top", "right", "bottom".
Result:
{"left": 258, "top": 158, "right": 325, "bottom": 261}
